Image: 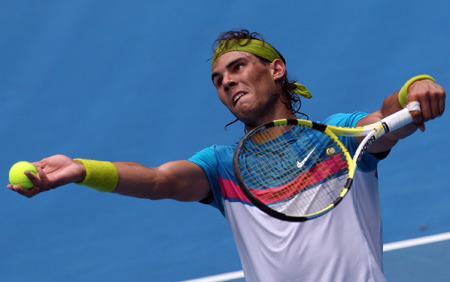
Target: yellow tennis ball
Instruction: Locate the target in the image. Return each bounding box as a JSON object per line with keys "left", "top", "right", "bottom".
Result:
{"left": 9, "top": 161, "right": 37, "bottom": 189}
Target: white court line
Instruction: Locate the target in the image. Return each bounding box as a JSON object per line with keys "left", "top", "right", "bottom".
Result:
{"left": 383, "top": 231, "right": 450, "bottom": 251}
{"left": 181, "top": 231, "right": 450, "bottom": 282}
{"left": 181, "top": 270, "right": 244, "bottom": 282}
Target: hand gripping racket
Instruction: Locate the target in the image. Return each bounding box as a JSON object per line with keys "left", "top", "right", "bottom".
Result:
{"left": 232, "top": 102, "right": 421, "bottom": 222}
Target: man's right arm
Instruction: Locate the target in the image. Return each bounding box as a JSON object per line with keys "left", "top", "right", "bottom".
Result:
{"left": 113, "top": 160, "right": 211, "bottom": 202}
{"left": 7, "top": 155, "right": 211, "bottom": 202}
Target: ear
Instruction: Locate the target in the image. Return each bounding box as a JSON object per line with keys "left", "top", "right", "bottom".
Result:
{"left": 270, "top": 59, "right": 286, "bottom": 80}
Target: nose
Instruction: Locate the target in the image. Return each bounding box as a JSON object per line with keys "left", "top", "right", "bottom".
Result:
{"left": 222, "top": 73, "right": 236, "bottom": 92}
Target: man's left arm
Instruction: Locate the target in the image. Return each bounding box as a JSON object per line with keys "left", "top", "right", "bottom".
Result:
{"left": 356, "top": 76, "right": 446, "bottom": 153}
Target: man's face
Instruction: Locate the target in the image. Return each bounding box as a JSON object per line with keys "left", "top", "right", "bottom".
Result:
{"left": 211, "top": 51, "right": 282, "bottom": 127}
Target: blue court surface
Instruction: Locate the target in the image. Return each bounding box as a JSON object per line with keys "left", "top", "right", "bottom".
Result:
{"left": 1, "top": 1, "right": 449, "bottom": 281}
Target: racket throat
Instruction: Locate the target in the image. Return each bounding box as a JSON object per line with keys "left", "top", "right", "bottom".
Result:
{"left": 381, "top": 121, "right": 390, "bottom": 133}
{"left": 355, "top": 134, "right": 377, "bottom": 163}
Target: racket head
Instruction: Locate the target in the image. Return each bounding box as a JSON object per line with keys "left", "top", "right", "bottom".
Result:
{"left": 233, "top": 119, "right": 354, "bottom": 221}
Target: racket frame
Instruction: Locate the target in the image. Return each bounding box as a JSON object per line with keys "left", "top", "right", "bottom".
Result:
{"left": 233, "top": 119, "right": 354, "bottom": 221}
{"left": 232, "top": 102, "right": 420, "bottom": 221}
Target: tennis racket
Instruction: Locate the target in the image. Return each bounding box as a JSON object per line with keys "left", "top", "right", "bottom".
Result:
{"left": 232, "top": 101, "right": 421, "bottom": 222}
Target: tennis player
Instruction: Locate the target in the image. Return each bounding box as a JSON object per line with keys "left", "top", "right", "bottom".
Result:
{"left": 8, "top": 29, "right": 445, "bottom": 281}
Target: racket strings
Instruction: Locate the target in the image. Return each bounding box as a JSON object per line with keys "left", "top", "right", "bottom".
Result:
{"left": 238, "top": 124, "right": 350, "bottom": 217}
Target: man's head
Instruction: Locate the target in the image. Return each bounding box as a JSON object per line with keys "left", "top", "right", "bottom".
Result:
{"left": 211, "top": 29, "right": 311, "bottom": 126}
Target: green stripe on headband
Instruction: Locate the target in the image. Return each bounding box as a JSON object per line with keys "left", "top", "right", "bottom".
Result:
{"left": 212, "top": 39, "right": 312, "bottom": 99}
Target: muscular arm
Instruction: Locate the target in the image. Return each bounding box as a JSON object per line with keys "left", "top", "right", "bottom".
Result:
{"left": 356, "top": 78, "right": 445, "bottom": 153}
{"left": 113, "top": 160, "right": 211, "bottom": 202}
{"left": 8, "top": 155, "right": 211, "bottom": 202}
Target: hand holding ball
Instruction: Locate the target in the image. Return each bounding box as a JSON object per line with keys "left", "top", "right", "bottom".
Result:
{"left": 9, "top": 161, "right": 37, "bottom": 189}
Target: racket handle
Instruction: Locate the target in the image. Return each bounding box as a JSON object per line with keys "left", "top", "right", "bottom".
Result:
{"left": 381, "top": 101, "right": 421, "bottom": 132}
{"left": 406, "top": 101, "right": 421, "bottom": 112}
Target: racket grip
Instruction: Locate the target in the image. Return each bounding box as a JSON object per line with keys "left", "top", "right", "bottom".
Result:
{"left": 381, "top": 101, "right": 421, "bottom": 132}
{"left": 406, "top": 101, "right": 421, "bottom": 112}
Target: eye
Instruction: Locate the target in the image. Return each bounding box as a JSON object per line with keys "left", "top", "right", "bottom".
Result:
{"left": 213, "top": 76, "right": 222, "bottom": 88}
{"left": 233, "top": 63, "right": 244, "bottom": 72}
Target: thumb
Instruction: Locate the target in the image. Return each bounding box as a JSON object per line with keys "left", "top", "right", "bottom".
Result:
{"left": 408, "top": 102, "right": 425, "bottom": 132}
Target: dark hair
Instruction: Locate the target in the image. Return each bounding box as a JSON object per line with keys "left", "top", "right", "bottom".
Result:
{"left": 212, "top": 29, "right": 307, "bottom": 121}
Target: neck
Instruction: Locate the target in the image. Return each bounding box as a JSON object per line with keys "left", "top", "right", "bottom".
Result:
{"left": 244, "top": 107, "right": 297, "bottom": 132}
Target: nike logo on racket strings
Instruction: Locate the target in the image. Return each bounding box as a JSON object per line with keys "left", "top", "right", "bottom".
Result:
{"left": 296, "top": 146, "right": 317, "bottom": 168}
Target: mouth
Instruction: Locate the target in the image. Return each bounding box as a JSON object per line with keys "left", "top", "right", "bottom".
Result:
{"left": 233, "top": 92, "right": 246, "bottom": 104}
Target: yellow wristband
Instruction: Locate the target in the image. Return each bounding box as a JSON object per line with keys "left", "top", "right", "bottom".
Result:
{"left": 398, "top": 74, "right": 435, "bottom": 107}
{"left": 74, "top": 159, "right": 118, "bottom": 192}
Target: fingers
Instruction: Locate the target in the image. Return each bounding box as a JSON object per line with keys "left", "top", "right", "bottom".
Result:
{"left": 433, "top": 84, "right": 445, "bottom": 117}
{"left": 419, "top": 86, "right": 445, "bottom": 120}
{"left": 408, "top": 108, "right": 425, "bottom": 132}
{"left": 25, "top": 169, "right": 40, "bottom": 183}
{"left": 7, "top": 165, "right": 45, "bottom": 198}
{"left": 406, "top": 79, "right": 446, "bottom": 129}
{"left": 7, "top": 184, "right": 40, "bottom": 198}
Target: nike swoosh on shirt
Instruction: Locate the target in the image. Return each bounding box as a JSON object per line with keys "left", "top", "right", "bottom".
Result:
{"left": 296, "top": 146, "right": 317, "bottom": 169}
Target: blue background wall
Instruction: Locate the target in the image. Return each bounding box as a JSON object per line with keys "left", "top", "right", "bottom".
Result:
{"left": 1, "top": 1, "right": 449, "bottom": 281}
